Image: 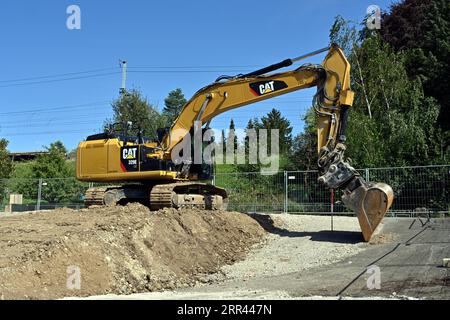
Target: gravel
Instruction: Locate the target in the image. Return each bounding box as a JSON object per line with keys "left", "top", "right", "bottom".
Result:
{"left": 202, "top": 214, "right": 367, "bottom": 283}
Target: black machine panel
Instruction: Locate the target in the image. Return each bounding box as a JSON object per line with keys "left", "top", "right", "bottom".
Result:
{"left": 120, "top": 146, "right": 139, "bottom": 172}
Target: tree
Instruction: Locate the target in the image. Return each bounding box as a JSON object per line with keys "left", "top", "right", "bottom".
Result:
{"left": 107, "top": 89, "right": 166, "bottom": 140}
{"left": 220, "top": 129, "right": 226, "bottom": 146}
{"left": 227, "top": 119, "right": 238, "bottom": 151}
{"left": 380, "top": 0, "right": 450, "bottom": 145}
{"left": 236, "top": 110, "right": 293, "bottom": 172}
{"left": 163, "top": 88, "right": 187, "bottom": 125}
{"left": 259, "top": 108, "right": 293, "bottom": 154}
{"left": 244, "top": 118, "right": 256, "bottom": 153}
{"left": 13, "top": 141, "right": 83, "bottom": 204}
{"left": 32, "top": 141, "right": 69, "bottom": 178}
{"left": 241, "top": 118, "right": 260, "bottom": 172}
{"left": 329, "top": 16, "right": 443, "bottom": 167}
{"left": 0, "top": 139, "right": 13, "bottom": 179}
{"left": 0, "top": 139, "right": 14, "bottom": 203}
{"left": 289, "top": 109, "right": 317, "bottom": 171}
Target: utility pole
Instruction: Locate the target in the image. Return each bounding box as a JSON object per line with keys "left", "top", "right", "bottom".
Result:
{"left": 119, "top": 60, "right": 127, "bottom": 95}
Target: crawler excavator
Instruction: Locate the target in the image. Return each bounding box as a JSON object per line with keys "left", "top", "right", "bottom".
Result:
{"left": 76, "top": 44, "right": 394, "bottom": 241}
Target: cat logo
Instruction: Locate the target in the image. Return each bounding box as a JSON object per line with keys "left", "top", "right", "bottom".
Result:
{"left": 259, "top": 81, "right": 275, "bottom": 95}
{"left": 122, "top": 147, "right": 137, "bottom": 160}
{"left": 249, "top": 80, "right": 288, "bottom": 96}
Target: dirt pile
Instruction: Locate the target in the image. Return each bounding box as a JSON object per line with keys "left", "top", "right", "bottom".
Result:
{"left": 0, "top": 204, "right": 265, "bottom": 299}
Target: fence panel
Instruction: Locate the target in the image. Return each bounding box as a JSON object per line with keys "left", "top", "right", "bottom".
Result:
{"left": 0, "top": 177, "right": 90, "bottom": 212}
{"left": 285, "top": 171, "right": 330, "bottom": 213}
{"left": 214, "top": 165, "right": 450, "bottom": 216}
{"left": 367, "top": 165, "right": 450, "bottom": 215}
{"left": 214, "top": 172, "right": 285, "bottom": 213}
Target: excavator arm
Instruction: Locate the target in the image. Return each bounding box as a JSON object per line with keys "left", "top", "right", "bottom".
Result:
{"left": 161, "top": 44, "right": 394, "bottom": 241}
{"left": 161, "top": 45, "right": 350, "bottom": 154}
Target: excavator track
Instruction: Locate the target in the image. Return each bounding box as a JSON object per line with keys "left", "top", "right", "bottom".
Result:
{"left": 150, "top": 182, "right": 228, "bottom": 211}
{"left": 84, "top": 182, "right": 228, "bottom": 211}
{"left": 84, "top": 187, "right": 109, "bottom": 207}
{"left": 84, "top": 185, "right": 131, "bottom": 207}
{"left": 149, "top": 184, "right": 173, "bottom": 210}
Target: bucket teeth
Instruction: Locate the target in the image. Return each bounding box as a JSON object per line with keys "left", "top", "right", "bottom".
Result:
{"left": 342, "top": 182, "right": 394, "bottom": 241}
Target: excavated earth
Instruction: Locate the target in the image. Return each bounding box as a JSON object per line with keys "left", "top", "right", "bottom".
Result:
{"left": 0, "top": 204, "right": 265, "bottom": 299}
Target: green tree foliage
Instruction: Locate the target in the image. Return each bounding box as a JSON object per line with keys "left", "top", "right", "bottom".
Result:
{"left": 380, "top": 0, "right": 450, "bottom": 145}
{"left": 289, "top": 109, "right": 317, "bottom": 171}
{"left": 12, "top": 141, "right": 84, "bottom": 204}
{"left": 329, "top": 17, "right": 443, "bottom": 167}
{"left": 107, "top": 89, "right": 166, "bottom": 140}
{"left": 227, "top": 119, "right": 238, "bottom": 150}
{"left": 219, "top": 109, "right": 294, "bottom": 199}
{"left": 235, "top": 109, "right": 293, "bottom": 172}
{"left": 259, "top": 108, "right": 293, "bottom": 154}
{"left": 0, "top": 139, "right": 14, "bottom": 202}
{"left": 0, "top": 139, "right": 13, "bottom": 179}
{"left": 32, "top": 141, "right": 69, "bottom": 178}
{"left": 163, "top": 88, "right": 187, "bottom": 125}
{"left": 242, "top": 118, "right": 259, "bottom": 172}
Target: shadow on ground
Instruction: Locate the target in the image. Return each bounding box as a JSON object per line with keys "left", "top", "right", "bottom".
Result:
{"left": 248, "top": 213, "right": 363, "bottom": 244}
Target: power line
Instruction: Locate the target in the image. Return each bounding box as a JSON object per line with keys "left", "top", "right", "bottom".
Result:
{"left": 0, "top": 115, "right": 111, "bottom": 124}
{"left": 127, "top": 65, "right": 261, "bottom": 69}
{"left": 1, "top": 112, "right": 308, "bottom": 128}
{"left": 0, "top": 101, "right": 111, "bottom": 116}
{"left": 0, "top": 65, "right": 258, "bottom": 87}
{"left": 0, "top": 119, "right": 106, "bottom": 129}
{"left": 1, "top": 113, "right": 311, "bottom": 135}
{"left": 128, "top": 70, "right": 254, "bottom": 74}
{"left": 0, "top": 106, "right": 310, "bottom": 121}
{"left": 0, "top": 72, "right": 121, "bottom": 88}
{"left": 0, "top": 100, "right": 311, "bottom": 118}
{"left": 0, "top": 113, "right": 310, "bottom": 132}
{"left": 0, "top": 107, "right": 311, "bottom": 127}
{"left": 0, "top": 129, "right": 100, "bottom": 137}
{"left": 0, "top": 68, "right": 118, "bottom": 83}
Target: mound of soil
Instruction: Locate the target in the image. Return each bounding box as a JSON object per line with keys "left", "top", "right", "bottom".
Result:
{"left": 0, "top": 204, "right": 265, "bottom": 299}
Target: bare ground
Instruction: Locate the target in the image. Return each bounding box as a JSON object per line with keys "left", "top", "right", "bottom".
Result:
{"left": 73, "top": 214, "right": 375, "bottom": 300}
{"left": 202, "top": 214, "right": 367, "bottom": 283}
{"left": 84, "top": 216, "right": 449, "bottom": 300}
{"left": 0, "top": 204, "right": 265, "bottom": 299}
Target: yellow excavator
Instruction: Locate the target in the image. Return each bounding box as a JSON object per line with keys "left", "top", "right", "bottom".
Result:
{"left": 76, "top": 44, "right": 393, "bottom": 241}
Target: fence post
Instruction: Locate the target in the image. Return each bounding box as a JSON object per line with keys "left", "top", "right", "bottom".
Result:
{"left": 365, "top": 168, "right": 370, "bottom": 182}
{"left": 330, "top": 189, "right": 334, "bottom": 231}
{"left": 284, "top": 171, "right": 288, "bottom": 213}
{"left": 37, "top": 178, "right": 43, "bottom": 211}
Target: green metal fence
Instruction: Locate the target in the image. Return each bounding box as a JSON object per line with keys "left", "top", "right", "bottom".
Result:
{"left": 1, "top": 165, "right": 449, "bottom": 216}
{"left": 214, "top": 165, "right": 450, "bottom": 216}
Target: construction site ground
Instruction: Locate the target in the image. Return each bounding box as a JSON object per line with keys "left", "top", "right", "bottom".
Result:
{"left": 83, "top": 215, "right": 450, "bottom": 300}
{"left": 0, "top": 204, "right": 448, "bottom": 300}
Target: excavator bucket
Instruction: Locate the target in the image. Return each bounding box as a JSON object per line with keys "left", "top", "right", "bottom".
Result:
{"left": 342, "top": 182, "right": 394, "bottom": 241}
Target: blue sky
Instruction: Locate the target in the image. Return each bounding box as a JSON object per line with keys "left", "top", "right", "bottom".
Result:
{"left": 0, "top": 0, "right": 394, "bottom": 152}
